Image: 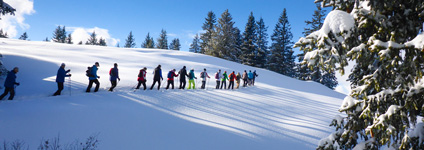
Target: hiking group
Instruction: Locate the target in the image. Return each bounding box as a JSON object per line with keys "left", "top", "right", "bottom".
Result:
{"left": 0, "top": 62, "right": 258, "bottom": 100}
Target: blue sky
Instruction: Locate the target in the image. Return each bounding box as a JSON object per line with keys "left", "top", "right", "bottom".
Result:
{"left": 5, "top": 0, "right": 328, "bottom": 53}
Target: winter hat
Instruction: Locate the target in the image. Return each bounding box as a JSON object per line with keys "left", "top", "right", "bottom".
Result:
{"left": 204, "top": 68, "right": 206, "bottom": 71}
{"left": 191, "top": 68, "right": 194, "bottom": 71}
{"left": 183, "top": 66, "right": 186, "bottom": 69}
{"left": 143, "top": 67, "right": 147, "bottom": 70}
{"left": 114, "top": 63, "right": 118, "bottom": 67}
{"left": 61, "top": 63, "right": 66, "bottom": 66}
{"left": 95, "top": 62, "right": 99, "bottom": 66}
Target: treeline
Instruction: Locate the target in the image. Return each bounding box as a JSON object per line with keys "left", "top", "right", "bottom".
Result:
{"left": 189, "top": 7, "right": 337, "bottom": 89}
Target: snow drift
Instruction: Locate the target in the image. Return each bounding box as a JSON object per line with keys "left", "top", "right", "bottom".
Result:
{"left": 0, "top": 39, "right": 344, "bottom": 149}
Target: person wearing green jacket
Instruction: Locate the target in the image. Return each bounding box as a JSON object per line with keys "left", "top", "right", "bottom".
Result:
{"left": 220, "top": 71, "right": 228, "bottom": 89}
{"left": 188, "top": 69, "right": 197, "bottom": 89}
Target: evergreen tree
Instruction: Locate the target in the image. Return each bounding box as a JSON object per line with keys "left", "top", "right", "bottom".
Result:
{"left": 124, "top": 31, "right": 136, "bottom": 48}
{"left": 255, "top": 17, "right": 269, "bottom": 68}
{"left": 210, "top": 9, "right": 240, "bottom": 62}
{"left": 141, "top": 32, "right": 155, "bottom": 48}
{"left": 0, "top": 1, "right": 15, "bottom": 19}
{"left": 78, "top": 41, "right": 83, "bottom": 45}
{"left": 189, "top": 34, "right": 201, "bottom": 53}
{"left": 0, "top": 29, "right": 8, "bottom": 38}
{"left": 169, "top": 38, "right": 181, "bottom": 50}
{"left": 98, "top": 38, "right": 107, "bottom": 46}
{"left": 200, "top": 11, "right": 216, "bottom": 54}
{"left": 267, "top": 8, "right": 296, "bottom": 77}
{"left": 52, "top": 26, "right": 67, "bottom": 43}
{"left": 87, "top": 31, "right": 98, "bottom": 45}
{"left": 66, "top": 33, "right": 73, "bottom": 44}
{"left": 295, "top": 1, "right": 424, "bottom": 149}
{"left": 156, "top": 29, "right": 168, "bottom": 49}
{"left": 116, "top": 43, "right": 120, "bottom": 48}
{"left": 240, "top": 12, "right": 257, "bottom": 66}
{"left": 19, "top": 32, "right": 28, "bottom": 40}
{"left": 44, "top": 37, "right": 49, "bottom": 42}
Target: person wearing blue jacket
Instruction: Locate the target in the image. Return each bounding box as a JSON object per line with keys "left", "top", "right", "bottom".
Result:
{"left": 108, "top": 63, "right": 120, "bottom": 92}
{"left": 248, "top": 70, "right": 254, "bottom": 86}
{"left": 53, "top": 63, "right": 71, "bottom": 96}
{"left": 150, "top": 65, "right": 163, "bottom": 90}
{"left": 0, "top": 67, "right": 20, "bottom": 100}
{"left": 86, "top": 62, "right": 100, "bottom": 92}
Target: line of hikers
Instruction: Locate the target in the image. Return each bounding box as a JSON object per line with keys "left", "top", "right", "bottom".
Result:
{"left": 0, "top": 62, "right": 258, "bottom": 100}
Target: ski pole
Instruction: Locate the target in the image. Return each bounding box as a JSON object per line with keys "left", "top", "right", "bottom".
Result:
{"left": 69, "top": 76, "right": 72, "bottom": 96}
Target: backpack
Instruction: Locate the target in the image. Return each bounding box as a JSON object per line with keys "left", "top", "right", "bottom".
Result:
{"left": 215, "top": 73, "right": 219, "bottom": 79}
{"left": 109, "top": 68, "right": 114, "bottom": 76}
{"left": 168, "top": 71, "right": 173, "bottom": 78}
{"left": 229, "top": 74, "right": 234, "bottom": 80}
{"left": 86, "top": 67, "right": 93, "bottom": 77}
{"left": 201, "top": 72, "right": 205, "bottom": 78}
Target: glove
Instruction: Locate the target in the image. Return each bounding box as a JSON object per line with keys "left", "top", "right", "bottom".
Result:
{"left": 118, "top": 78, "right": 121, "bottom": 81}
{"left": 16, "top": 83, "right": 20, "bottom": 86}
{"left": 68, "top": 74, "right": 72, "bottom": 77}
{"left": 67, "top": 69, "right": 71, "bottom": 72}
{"left": 97, "top": 76, "right": 100, "bottom": 79}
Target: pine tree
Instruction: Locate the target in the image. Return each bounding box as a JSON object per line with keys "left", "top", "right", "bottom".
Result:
{"left": 295, "top": 1, "right": 424, "bottom": 149}
{"left": 169, "top": 38, "right": 181, "bottom": 50}
{"left": 156, "top": 29, "right": 168, "bottom": 49}
{"left": 0, "top": 29, "right": 7, "bottom": 38}
{"left": 124, "top": 31, "right": 136, "bottom": 48}
{"left": 267, "top": 8, "right": 296, "bottom": 77}
{"left": 44, "top": 37, "right": 49, "bottom": 42}
{"left": 116, "top": 43, "right": 120, "bottom": 48}
{"left": 141, "top": 32, "right": 155, "bottom": 48}
{"left": 87, "top": 31, "right": 98, "bottom": 45}
{"left": 78, "top": 41, "right": 83, "bottom": 45}
{"left": 210, "top": 9, "right": 240, "bottom": 62}
{"left": 240, "top": 12, "right": 257, "bottom": 66}
{"left": 66, "top": 33, "right": 73, "bottom": 44}
{"left": 52, "top": 26, "right": 67, "bottom": 43}
{"left": 19, "top": 32, "right": 28, "bottom": 40}
{"left": 200, "top": 11, "right": 216, "bottom": 54}
{"left": 189, "top": 34, "right": 201, "bottom": 53}
{"left": 256, "top": 17, "right": 269, "bottom": 68}
{"left": 98, "top": 38, "right": 107, "bottom": 46}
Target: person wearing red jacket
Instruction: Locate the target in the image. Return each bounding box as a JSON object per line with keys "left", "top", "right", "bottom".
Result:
{"left": 228, "top": 71, "right": 236, "bottom": 90}
{"left": 166, "top": 69, "right": 179, "bottom": 89}
{"left": 136, "top": 67, "right": 147, "bottom": 90}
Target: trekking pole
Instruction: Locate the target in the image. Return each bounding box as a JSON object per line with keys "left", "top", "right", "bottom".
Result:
{"left": 69, "top": 76, "right": 72, "bottom": 96}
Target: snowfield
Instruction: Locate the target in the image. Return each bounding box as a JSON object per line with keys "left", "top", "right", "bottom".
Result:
{"left": 0, "top": 39, "right": 344, "bottom": 149}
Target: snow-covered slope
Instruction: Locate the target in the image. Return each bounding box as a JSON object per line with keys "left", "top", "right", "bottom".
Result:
{"left": 0, "top": 39, "right": 344, "bottom": 149}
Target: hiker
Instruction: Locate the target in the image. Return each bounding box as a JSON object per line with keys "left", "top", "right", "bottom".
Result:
{"left": 53, "top": 63, "right": 71, "bottom": 96}
{"left": 242, "top": 70, "right": 248, "bottom": 87}
{"left": 108, "top": 63, "right": 120, "bottom": 92}
{"left": 166, "top": 69, "right": 179, "bottom": 89}
{"left": 136, "top": 67, "right": 147, "bottom": 90}
{"left": 0, "top": 67, "right": 20, "bottom": 100}
{"left": 248, "top": 70, "right": 254, "bottom": 86}
{"left": 220, "top": 71, "right": 228, "bottom": 89}
{"left": 215, "top": 70, "right": 222, "bottom": 89}
{"left": 178, "top": 66, "right": 189, "bottom": 89}
{"left": 187, "top": 68, "right": 197, "bottom": 89}
{"left": 200, "top": 68, "right": 210, "bottom": 89}
{"left": 236, "top": 72, "right": 241, "bottom": 89}
{"left": 150, "top": 65, "right": 163, "bottom": 90}
{"left": 252, "top": 70, "right": 258, "bottom": 86}
{"left": 86, "top": 62, "right": 100, "bottom": 92}
{"left": 228, "top": 71, "right": 236, "bottom": 89}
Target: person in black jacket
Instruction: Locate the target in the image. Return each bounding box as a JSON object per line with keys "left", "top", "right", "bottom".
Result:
{"left": 0, "top": 67, "right": 20, "bottom": 100}
{"left": 178, "top": 66, "right": 189, "bottom": 89}
{"left": 53, "top": 63, "right": 71, "bottom": 96}
{"left": 150, "top": 65, "right": 163, "bottom": 90}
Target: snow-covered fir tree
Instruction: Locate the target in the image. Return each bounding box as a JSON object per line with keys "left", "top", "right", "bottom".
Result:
{"left": 0, "top": 1, "right": 15, "bottom": 19}
{"left": 189, "top": 34, "right": 201, "bottom": 53}
{"left": 78, "top": 41, "right": 83, "bottom": 45}
{"left": 66, "top": 33, "right": 73, "bottom": 44}
{"left": 116, "top": 43, "right": 120, "bottom": 48}
{"left": 44, "top": 37, "right": 49, "bottom": 42}
{"left": 240, "top": 12, "right": 257, "bottom": 66}
{"left": 209, "top": 9, "right": 240, "bottom": 62}
{"left": 156, "top": 29, "right": 168, "bottom": 49}
{"left": 87, "top": 31, "right": 98, "bottom": 45}
{"left": 141, "top": 32, "right": 155, "bottom": 48}
{"left": 200, "top": 11, "right": 216, "bottom": 54}
{"left": 255, "top": 17, "right": 268, "bottom": 68}
{"left": 267, "top": 8, "right": 296, "bottom": 77}
{"left": 19, "top": 32, "right": 28, "bottom": 40}
{"left": 297, "top": 3, "right": 337, "bottom": 89}
{"left": 169, "top": 38, "right": 181, "bottom": 51}
{"left": 98, "top": 38, "right": 106, "bottom": 46}
{"left": 295, "top": 0, "right": 424, "bottom": 149}
{"left": 124, "top": 31, "right": 136, "bottom": 48}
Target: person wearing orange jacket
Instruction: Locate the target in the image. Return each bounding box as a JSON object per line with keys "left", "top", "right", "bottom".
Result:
{"left": 228, "top": 71, "right": 236, "bottom": 89}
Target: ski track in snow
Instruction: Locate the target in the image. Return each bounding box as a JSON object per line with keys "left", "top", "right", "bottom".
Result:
{"left": 0, "top": 39, "right": 344, "bottom": 150}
